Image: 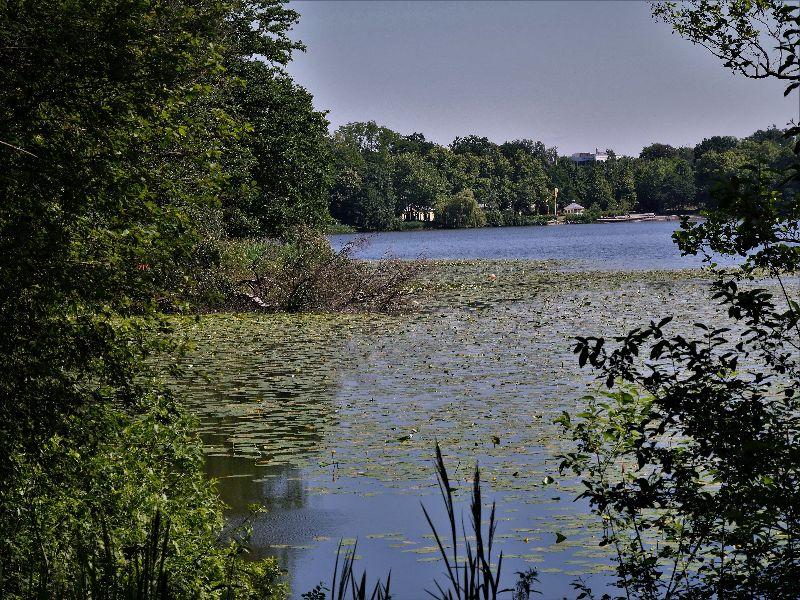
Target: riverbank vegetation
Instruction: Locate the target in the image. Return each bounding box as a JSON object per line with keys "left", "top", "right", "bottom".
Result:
{"left": 0, "top": 0, "right": 316, "bottom": 596}
{"left": 216, "top": 230, "right": 420, "bottom": 313}
{"left": 560, "top": 1, "right": 800, "bottom": 597}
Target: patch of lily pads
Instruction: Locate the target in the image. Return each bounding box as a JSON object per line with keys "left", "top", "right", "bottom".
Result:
{"left": 157, "top": 260, "right": 759, "bottom": 590}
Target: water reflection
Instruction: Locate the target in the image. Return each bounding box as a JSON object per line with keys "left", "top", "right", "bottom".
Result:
{"left": 204, "top": 457, "right": 308, "bottom": 513}
{"left": 166, "top": 312, "right": 368, "bottom": 588}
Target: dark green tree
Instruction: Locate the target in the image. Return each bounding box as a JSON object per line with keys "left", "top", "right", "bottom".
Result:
{"left": 694, "top": 134, "right": 739, "bottom": 159}
{"left": 639, "top": 142, "right": 679, "bottom": 160}
{"left": 509, "top": 151, "right": 550, "bottom": 214}
{"left": 437, "top": 189, "right": 487, "bottom": 229}
{"left": 328, "top": 122, "right": 399, "bottom": 230}
{"left": 585, "top": 166, "right": 615, "bottom": 210}
{"left": 500, "top": 138, "right": 557, "bottom": 165}
{"left": 451, "top": 135, "right": 497, "bottom": 157}
{"left": 612, "top": 159, "right": 638, "bottom": 212}
{"left": 636, "top": 157, "right": 696, "bottom": 213}
{"left": 337, "top": 120, "right": 401, "bottom": 154}
{"left": 747, "top": 126, "right": 788, "bottom": 144}
{"left": 220, "top": 1, "right": 332, "bottom": 237}
{"left": 392, "top": 131, "right": 437, "bottom": 156}
{"left": 224, "top": 62, "right": 332, "bottom": 236}
{"left": 393, "top": 152, "right": 448, "bottom": 214}
{"left": 0, "top": 1, "right": 290, "bottom": 595}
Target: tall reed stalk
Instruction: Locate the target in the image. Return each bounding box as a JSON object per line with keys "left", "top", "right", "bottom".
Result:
{"left": 422, "top": 443, "right": 505, "bottom": 600}
{"left": 307, "top": 444, "right": 541, "bottom": 600}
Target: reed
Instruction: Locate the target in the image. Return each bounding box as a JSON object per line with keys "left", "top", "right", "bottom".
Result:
{"left": 307, "top": 444, "right": 541, "bottom": 600}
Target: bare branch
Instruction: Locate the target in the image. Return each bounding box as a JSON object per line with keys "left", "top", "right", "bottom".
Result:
{"left": 0, "top": 139, "right": 38, "bottom": 158}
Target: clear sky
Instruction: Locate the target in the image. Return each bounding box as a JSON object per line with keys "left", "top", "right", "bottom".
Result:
{"left": 284, "top": 0, "right": 799, "bottom": 157}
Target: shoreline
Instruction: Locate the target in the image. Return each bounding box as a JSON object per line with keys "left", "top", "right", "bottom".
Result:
{"left": 330, "top": 213, "right": 699, "bottom": 234}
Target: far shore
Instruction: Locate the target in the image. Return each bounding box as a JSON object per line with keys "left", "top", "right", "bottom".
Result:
{"left": 329, "top": 213, "right": 701, "bottom": 235}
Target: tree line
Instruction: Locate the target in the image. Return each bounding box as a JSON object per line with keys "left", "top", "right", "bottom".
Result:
{"left": 216, "top": 73, "right": 797, "bottom": 233}
{"left": 321, "top": 123, "right": 798, "bottom": 231}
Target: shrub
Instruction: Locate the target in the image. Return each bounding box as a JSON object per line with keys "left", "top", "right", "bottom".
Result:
{"left": 501, "top": 211, "right": 550, "bottom": 226}
{"left": 221, "top": 228, "right": 420, "bottom": 313}
{"left": 2, "top": 391, "right": 288, "bottom": 599}
{"left": 563, "top": 209, "right": 600, "bottom": 224}
{"left": 436, "top": 189, "right": 487, "bottom": 229}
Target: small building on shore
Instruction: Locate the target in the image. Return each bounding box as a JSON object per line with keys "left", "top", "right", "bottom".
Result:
{"left": 401, "top": 205, "right": 435, "bottom": 222}
{"left": 563, "top": 202, "right": 585, "bottom": 215}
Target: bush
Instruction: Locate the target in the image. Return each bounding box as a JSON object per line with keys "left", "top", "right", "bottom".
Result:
{"left": 563, "top": 209, "right": 600, "bottom": 224}
{"left": 2, "top": 391, "right": 289, "bottom": 599}
{"left": 221, "top": 228, "right": 420, "bottom": 313}
{"left": 500, "top": 211, "right": 550, "bottom": 227}
{"left": 436, "top": 189, "right": 487, "bottom": 229}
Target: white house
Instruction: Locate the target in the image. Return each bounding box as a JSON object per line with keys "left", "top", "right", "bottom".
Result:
{"left": 570, "top": 149, "right": 608, "bottom": 164}
{"left": 563, "top": 202, "right": 585, "bottom": 215}
{"left": 401, "top": 205, "right": 435, "bottom": 222}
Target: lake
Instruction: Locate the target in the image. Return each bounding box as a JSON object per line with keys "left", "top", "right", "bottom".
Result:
{"left": 170, "top": 225, "right": 732, "bottom": 598}
{"left": 329, "top": 221, "right": 723, "bottom": 270}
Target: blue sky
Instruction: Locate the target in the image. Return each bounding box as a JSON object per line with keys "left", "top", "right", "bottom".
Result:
{"left": 285, "top": 1, "right": 798, "bottom": 157}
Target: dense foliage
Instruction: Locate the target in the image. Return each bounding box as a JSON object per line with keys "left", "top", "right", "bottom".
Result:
{"left": 220, "top": 2, "right": 332, "bottom": 237}
{"left": 327, "top": 121, "right": 796, "bottom": 231}
{"left": 437, "top": 189, "right": 487, "bottom": 229}
{"left": 562, "top": 1, "right": 800, "bottom": 598}
{"left": 0, "top": 0, "right": 314, "bottom": 596}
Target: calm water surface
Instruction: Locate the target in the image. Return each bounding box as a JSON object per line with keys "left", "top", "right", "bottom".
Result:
{"left": 329, "top": 221, "right": 722, "bottom": 270}
{"left": 174, "top": 226, "right": 735, "bottom": 598}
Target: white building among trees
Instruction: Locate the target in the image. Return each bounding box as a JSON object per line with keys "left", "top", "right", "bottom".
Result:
{"left": 563, "top": 202, "right": 585, "bottom": 215}
{"left": 401, "top": 205, "right": 435, "bottom": 222}
{"left": 570, "top": 149, "right": 608, "bottom": 164}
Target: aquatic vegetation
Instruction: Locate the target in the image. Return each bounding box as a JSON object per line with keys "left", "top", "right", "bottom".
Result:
{"left": 422, "top": 444, "right": 507, "bottom": 600}
{"left": 301, "top": 540, "right": 392, "bottom": 600}
{"left": 162, "top": 261, "right": 753, "bottom": 594}
{"left": 300, "top": 444, "right": 541, "bottom": 600}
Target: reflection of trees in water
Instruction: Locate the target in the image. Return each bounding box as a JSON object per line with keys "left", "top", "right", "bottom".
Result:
{"left": 205, "top": 455, "right": 307, "bottom": 513}
{"left": 255, "top": 545, "right": 295, "bottom": 575}
{"left": 162, "top": 315, "right": 363, "bottom": 519}
{"left": 208, "top": 453, "right": 339, "bottom": 578}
